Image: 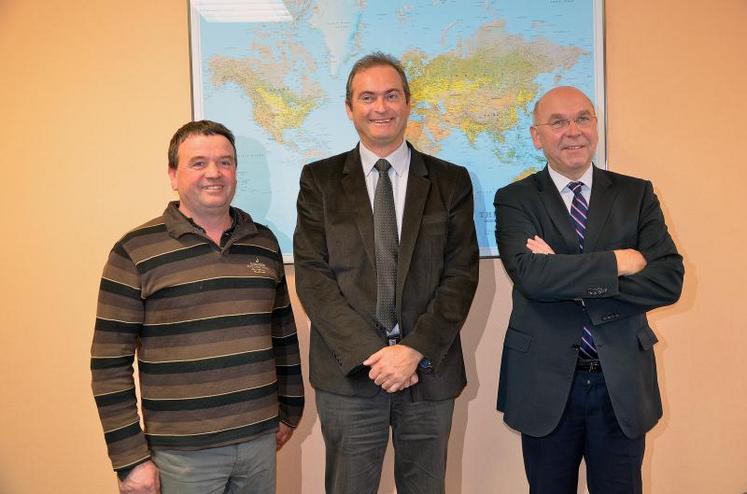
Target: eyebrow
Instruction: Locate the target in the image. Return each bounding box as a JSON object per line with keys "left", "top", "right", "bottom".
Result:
{"left": 188, "top": 155, "right": 235, "bottom": 162}
{"left": 546, "top": 109, "right": 594, "bottom": 120}
{"left": 358, "top": 88, "right": 403, "bottom": 97}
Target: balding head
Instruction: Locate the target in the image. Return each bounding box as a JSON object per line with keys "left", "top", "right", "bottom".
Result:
{"left": 533, "top": 86, "right": 595, "bottom": 125}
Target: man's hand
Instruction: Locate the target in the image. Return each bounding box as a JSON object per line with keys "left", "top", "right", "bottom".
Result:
{"left": 276, "top": 422, "right": 294, "bottom": 450}
{"left": 363, "top": 345, "right": 423, "bottom": 393}
{"left": 118, "top": 460, "right": 160, "bottom": 494}
{"left": 527, "top": 235, "right": 555, "bottom": 255}
{"left": 614, "top": 249, "right": 647, "bottom": 276}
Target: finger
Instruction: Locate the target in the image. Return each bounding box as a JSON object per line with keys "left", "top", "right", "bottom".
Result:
{"left": 385, "top": 382, "right": 400, "bottom": 393}
{"left": 535, "top": 236, "right": 555, "bottom": 253}
{"left": 363, "top": 348, "right": 386, "bottom": 367}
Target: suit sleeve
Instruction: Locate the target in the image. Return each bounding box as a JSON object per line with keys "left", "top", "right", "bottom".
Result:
{"left": 271, "top": 252, "right": 304, "bottom": 427}
{"left": 582, "top": 181, "right": 684, "bottom": 325}
{"left": 399, "top": 167, "right": 479, "bottom": 371}
{"left": 90, "top": 244, "right": 150, "bottom": 473}
{"left": 294, "top": 164, "right": 385, "bottom": 375}
{"left": 494, "top": 187, "right": 620, "bottom": 302}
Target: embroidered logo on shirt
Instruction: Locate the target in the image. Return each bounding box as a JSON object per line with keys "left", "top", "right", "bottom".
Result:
{"left": 247, "top": 257, "right": 272, "bottom": 275}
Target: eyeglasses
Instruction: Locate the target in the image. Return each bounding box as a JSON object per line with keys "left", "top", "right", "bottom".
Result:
{"left": 534, "top": 115, "right": 597, "bottom": 131}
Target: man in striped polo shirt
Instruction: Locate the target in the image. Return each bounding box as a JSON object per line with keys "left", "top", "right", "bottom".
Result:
{"left": 91, "top": 120, "right": 304, "bottom": 494}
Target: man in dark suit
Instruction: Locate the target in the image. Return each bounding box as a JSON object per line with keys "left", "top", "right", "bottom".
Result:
{"left": 494, "top": 86, "right": 684, "bottom": 493}
{"left": 294, "top": 52, "right": 479, "bottom": 494}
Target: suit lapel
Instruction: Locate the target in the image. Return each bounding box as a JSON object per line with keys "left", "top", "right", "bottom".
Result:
{"left": 397, "top": 145, "right": 430, "bottom": 297}
{"left": 584, "top": 165, "right": 617, "bottom": 252}
{"left": 341, "top": 146, "right": 376, "bottom": 268}
{"left": 535, "top": 167, "right": 579, "bottom": 253}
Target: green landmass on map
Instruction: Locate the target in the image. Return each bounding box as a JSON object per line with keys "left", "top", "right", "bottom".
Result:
{"left": 210, "top": 48, "right": 322, "bottom": 145}
{"left": 403, "top": 21, "right": 586, "bottom": 156}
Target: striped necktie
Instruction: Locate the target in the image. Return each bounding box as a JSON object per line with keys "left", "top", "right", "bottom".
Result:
{"left": 568, "top": 181, "right": 598, "bottom": 360}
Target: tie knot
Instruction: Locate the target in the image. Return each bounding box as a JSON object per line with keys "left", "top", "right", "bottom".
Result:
{"left": 568, "top": 181, "right": 584, "bottom": 195}
{"left": 374, "top": 159, "right": 392, "bottom": 174}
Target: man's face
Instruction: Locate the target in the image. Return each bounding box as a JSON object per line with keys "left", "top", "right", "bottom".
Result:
{"left": 530, "top": 87, "right": 598, "bottom": 180}
{"left": 346, "top": 64, "right": 411, "bottom": 156}
{"left": 168, "top": 134, "right": 237, "bottom": 221}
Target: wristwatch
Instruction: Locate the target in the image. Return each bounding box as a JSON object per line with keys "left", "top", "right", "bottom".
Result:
{"left": 418, "top": 358, "right": 433, "bottom": 374}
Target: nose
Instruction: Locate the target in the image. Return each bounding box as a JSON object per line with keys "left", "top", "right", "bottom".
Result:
{"left": 373, "top": 95, "right": 387, "bottom": 112}
{"left": 565, "top": 119, "right": 582, "bottom": 136}
{"left": 205, "top": 161, "right": 222, "bottom": 177}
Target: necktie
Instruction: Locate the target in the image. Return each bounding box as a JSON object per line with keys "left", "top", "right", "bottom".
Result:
{"left": 373, "top": 159, "right": 399, "bottom": 342}
{"left": 568, "top": 181, "right": 598, "bottom": 360}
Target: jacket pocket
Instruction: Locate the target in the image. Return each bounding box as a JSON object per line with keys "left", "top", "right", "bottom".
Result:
{"left": 637, "top": 325, "right": 659, "bottom": 351}
{"left": 504, "top": 328, "right": 532, "bottom": 353}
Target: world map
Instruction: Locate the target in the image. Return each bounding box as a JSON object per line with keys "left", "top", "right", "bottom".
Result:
{"left": 191, "top": 0, "right": 604, "bottom": 259}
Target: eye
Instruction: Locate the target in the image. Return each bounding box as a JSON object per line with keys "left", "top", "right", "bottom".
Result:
{"left": 550, "top": 119, "right": 569, "bottom": 130}
{"left": 576, "top": 116, "right": 592, "bottom": 126}
{"left": 360, "top": 94, "right": 374, "bottom": 103}
{"left": 191, "top": 161, "right": 206, "bottom": 168}
{"left": 219, "top": 159, "right": 234, "bottom": 167}
{"left": 386, "top": 92, "right": 401, "bottom": 102}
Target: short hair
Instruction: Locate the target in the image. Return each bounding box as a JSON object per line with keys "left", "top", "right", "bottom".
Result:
{"left": 345, "top": 51, "right": 411, "bottom": 106}
{"left": 167, "top": 120, "right": 236, "bottom": 169}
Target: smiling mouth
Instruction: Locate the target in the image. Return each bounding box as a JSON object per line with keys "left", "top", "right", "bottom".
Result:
{"left": 370, "top": 118, "right": 394, "bottom": 125}
{"left": 563, "top": 145, "right": 585, "bottom": 150}
{"left": 201, "top": 184, "right": 224, "bottom": 191}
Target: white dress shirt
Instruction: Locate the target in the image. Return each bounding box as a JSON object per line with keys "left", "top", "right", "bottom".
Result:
{"left": 359, "top": 139, "right": 411, "bottom": 238}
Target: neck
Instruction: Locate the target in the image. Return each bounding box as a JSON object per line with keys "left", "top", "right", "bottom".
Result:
{"left": 554, "top": 163, "right": 592, "bottom": 181}
{"left": 362, "top": 138, "right": 405, "bottom": 158}
{"left": 179, "top": 205, "right": 232, "bottom": 244}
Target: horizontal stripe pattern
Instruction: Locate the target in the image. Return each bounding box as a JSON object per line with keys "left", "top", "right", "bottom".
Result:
{"left": 142, "top": 382, "right": 277, "bottom": 411}
{"left": 146, "top": 416, "right": 278, "bottom": 449}
{"left": 141, "top": 313, "right": 274, "bottom": 338}
{"left": 138, "top": 348, "right": 274, "bottom": 374}
{"left": 91, "top": 203, "right": 303, "bottom": 472}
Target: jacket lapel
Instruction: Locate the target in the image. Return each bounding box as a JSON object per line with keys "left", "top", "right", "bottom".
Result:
{"left": 535, "top": 166, "right": 580, "bottom": 254}
{"left": 341, "top": 146, "right": 376, "bottom": 269}
{"left": 584, "top": 165, "right": 617, "bottom": 252}
{"left": 397, "top": 145, "right": 430, "bottom": 298}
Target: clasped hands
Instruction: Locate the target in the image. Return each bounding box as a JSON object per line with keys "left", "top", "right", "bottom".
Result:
{"left": 363, "top": 344, "right": 423, "bottom": 393}
{"left": 526, "top": 235, "right": 647, "bottom": 276}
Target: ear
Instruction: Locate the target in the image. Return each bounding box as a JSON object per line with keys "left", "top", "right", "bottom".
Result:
{"left": 345, "top": 100, "right": 354, "bottom": 121}
{"left": 168, "top": 166, "right": 178, "bottom": 191}
{"left": 530, "top": 126, "right": 543, "bottom": 150}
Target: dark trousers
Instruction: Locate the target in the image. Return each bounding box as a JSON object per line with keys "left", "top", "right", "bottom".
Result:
{"left": 315, "top": 389, "right": 454, "bottom": 494}
{"left": 522, "top": 371, "right": 645, "bottom": 494}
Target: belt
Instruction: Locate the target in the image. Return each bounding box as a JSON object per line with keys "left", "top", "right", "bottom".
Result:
{"left": 576, "top": 359, "right": 602, "bottom": 373}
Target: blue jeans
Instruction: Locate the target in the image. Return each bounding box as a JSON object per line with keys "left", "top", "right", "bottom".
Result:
{"left": 151, "top": 431, "right": 276, "bottom": 494}
{"left": 316, "top": 389, "right": 454, "bottom": 494}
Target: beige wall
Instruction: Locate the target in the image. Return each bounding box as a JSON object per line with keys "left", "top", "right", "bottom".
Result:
{"left": 1, "top": 1, "right": 745, "bottom": 492}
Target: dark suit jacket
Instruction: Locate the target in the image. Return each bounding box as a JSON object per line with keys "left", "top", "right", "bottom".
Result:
{"left": 494, "top": 165, "right": 684, "bottom": 438}
{"left": 294, "top": 143, "right": 479, "bottom": 400}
